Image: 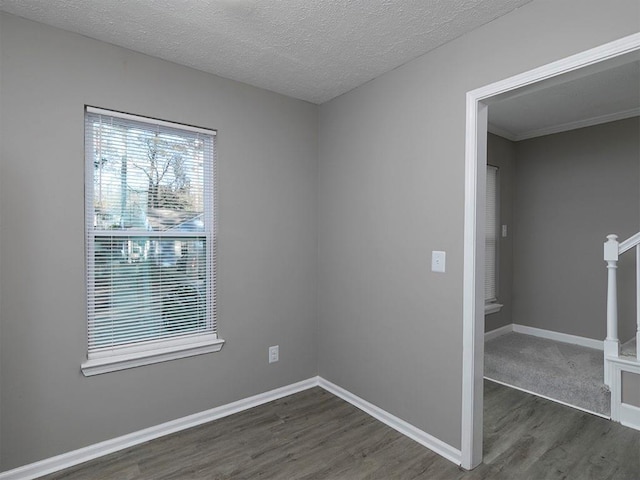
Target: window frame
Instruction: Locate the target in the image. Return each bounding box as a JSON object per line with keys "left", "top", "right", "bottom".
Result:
{"left": 81, "top": 107, "right": 224, "bottom": 376}
{"left": 485, "top": 164, "right": 503, "bottom": 315}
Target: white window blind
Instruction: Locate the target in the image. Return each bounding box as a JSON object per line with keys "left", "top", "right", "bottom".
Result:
{"left": 85, "top": 107, "right": 217, "bottom": 356}
{"left": 485, "top": 165, "right": 499, "bottom": 303}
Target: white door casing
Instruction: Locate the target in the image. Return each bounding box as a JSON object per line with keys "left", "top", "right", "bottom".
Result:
{"left": 461, "top": 32, "right": 640, "bottom": 470}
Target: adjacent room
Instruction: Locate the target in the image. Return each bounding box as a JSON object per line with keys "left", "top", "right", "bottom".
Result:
{"left": 483, "top": 58, "right": 640, "bottom": 418}
{"left": 0, "top": 0, "right": 639, "bottom": 479}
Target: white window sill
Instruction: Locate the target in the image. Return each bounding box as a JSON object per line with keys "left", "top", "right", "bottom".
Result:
{"left": 485, "top": 303, "right": 504, "bottom": 315}
{"left": 81, "top": 336, "right": 225, "bottom": 376}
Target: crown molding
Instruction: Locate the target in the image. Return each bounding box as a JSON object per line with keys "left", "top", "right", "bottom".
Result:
{"left": 489, "top": 107, "right": 640, "bottom": 142}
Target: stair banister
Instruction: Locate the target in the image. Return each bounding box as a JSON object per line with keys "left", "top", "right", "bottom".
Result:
{"left": 637, "top": 243, "right": 640, "bottom": 361}
{"left": 604, "top": 234, "right": 620, "bottom": 387}
{"left": 620, "top": 232, "right": 640, "bottom": 362}
{"left": 604, "top": 232, "right": 640, "bottom": 378}
{"left": 618, "top": 231, "right": 640, "bottom": 254}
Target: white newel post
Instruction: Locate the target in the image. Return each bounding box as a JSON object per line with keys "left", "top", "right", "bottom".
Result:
{"left": 604, "top": 234, "right": 620, "bottom": 387}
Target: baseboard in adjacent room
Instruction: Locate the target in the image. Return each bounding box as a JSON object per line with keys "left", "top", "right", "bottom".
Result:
{"left": 512, "top": 324, "right": 603, "bottom": 351}
{"left": 485, "top": 323, "right": 603, "bottom": 351}
{"left": 484, "top": 324, "right": 513, "bottom": 342}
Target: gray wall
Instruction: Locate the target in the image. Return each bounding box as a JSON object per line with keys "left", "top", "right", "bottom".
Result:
{"left": 318, "top": 0, "right": 639, "bottom": 450}
{"left": 0, "top": 14, "right": 318, "bottom": 470}
{"left": 513, "top": 118, "right": 639, "bottom": 341}
{"left": 2, "top": 0, "right": 639, "bottom": 471}
{"left": 486, "top": 134, "right": 516, "bottom": 332}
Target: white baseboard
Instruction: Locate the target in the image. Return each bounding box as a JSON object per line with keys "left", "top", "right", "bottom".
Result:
{"left": 318, "top": 378, "right": 462, "bottom": 466}
{"left": 511, "top": 324, "right": 603, "bottom": 351}
{"left": 0, "top": 377, "right": 320, "bottom": 480}
{"left": 619, "top": 403, "right": 640, "bottom": 431}
{"left": 485, "top": 323, "right": 604, "bottom": 351}
{"left": 609, "top": 358, "right": 640, "bottom": 432}
{"left": 485, "top": 324, "right": 513, "bottom": 342}
{"left": 1, "top": 376, "right": 462, "bottom": 479}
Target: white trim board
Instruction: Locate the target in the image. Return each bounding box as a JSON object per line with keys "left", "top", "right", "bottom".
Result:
{"left": 511, "top": 324, "right": 603, "bottom": 351}
{"left": 0, "top": 378, "right": 319, "bottom": 480}
{"left": 487, "top": 123, "right": 517, "bottom": 141}
{"left": 609, "top": 358, "right": 640, "bottom": 432}
{"left": 318, "top": 378, "right": 462, "bottom": 466}
{"left": 488, "top": 107, "right": 640, "bottom": 142}
{"left": 0, "top": 377, "right": 461, "bottom": 479}
{"left": 619, "top": 403, "right": 640, "bottom": 431}
{"left": 484, "top": 323, "right": 603, "bottom": 350}
{"left": 462, "top": 32, "right": 640, "bottom": 470}
{"left": 484, "top": 324, "right": 513, "bottom": 342}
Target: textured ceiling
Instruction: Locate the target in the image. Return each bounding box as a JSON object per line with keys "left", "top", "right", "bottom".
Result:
{"left": 0, "top": 0, "right": 531, "bottom": 104}
{"left": 489, "top": 58, "right": 640, "bottom": 141}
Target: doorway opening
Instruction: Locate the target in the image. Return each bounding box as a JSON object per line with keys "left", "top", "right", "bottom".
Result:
{"left": 461, "top": 33, "right": 640, "bottom": 470}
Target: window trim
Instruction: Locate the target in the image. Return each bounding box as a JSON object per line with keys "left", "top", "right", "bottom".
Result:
{"left": 82, "top": 107, "right": 224, "bottom": 375}
{"left": 81, "top": 334, "right": 224, "bottom": 376}
{"left": 484, "top": 302, "right": 503, "bottom": 315}
{"left": 485, "top": 164, "right": 502, "bottom": 315}
{"left": 87, "top": 106, "right": 216, "bottom": 137}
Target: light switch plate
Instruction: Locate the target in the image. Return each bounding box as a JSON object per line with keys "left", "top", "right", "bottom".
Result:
{"left": 269, "top": 345, "right": 279, "bottom": 363}
{"left": 432, "top": 251, "right": 446, "bottom": 273}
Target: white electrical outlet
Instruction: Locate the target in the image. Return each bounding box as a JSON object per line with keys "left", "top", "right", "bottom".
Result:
{"left": 431, "top": 251, "right": 446, "bottom": 273}
{"left": 269, "top": 345, "right": 279, "bottom": 363}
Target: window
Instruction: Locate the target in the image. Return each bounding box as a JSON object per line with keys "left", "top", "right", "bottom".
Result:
{"left": 81, "top": 107, "right": 223, "bottom": 376}
{"left": 485, "top": 165, "right": 502, "bottom": 314}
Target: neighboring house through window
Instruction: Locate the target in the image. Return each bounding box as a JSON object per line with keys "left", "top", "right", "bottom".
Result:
{"left": 81, "top": 107, "right": 224, "bottom": 376}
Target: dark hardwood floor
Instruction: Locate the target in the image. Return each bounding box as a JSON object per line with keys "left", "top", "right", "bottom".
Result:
{"left": 39, "top": 381, "right": 640, "bottom": 479}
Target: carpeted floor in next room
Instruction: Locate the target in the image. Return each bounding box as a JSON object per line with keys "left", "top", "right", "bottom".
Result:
{"left": 484, "top": 332, "right": 610, "bottom": 416}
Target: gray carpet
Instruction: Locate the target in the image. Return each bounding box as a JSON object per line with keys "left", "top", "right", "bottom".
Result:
{"left": 622, "top": 337, "right": 637, "bottom": 357}
{"left": 484, "top": 332, "right": 610, "bottom": 416}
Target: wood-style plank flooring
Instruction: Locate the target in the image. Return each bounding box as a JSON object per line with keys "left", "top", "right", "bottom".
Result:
{"left": 39, "top": 381, "right": 640, "bottom": 479}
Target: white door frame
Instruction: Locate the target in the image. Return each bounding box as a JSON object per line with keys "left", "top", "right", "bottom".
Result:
{"left": 461, "top": 32, "right": 640, "bottom": 470}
